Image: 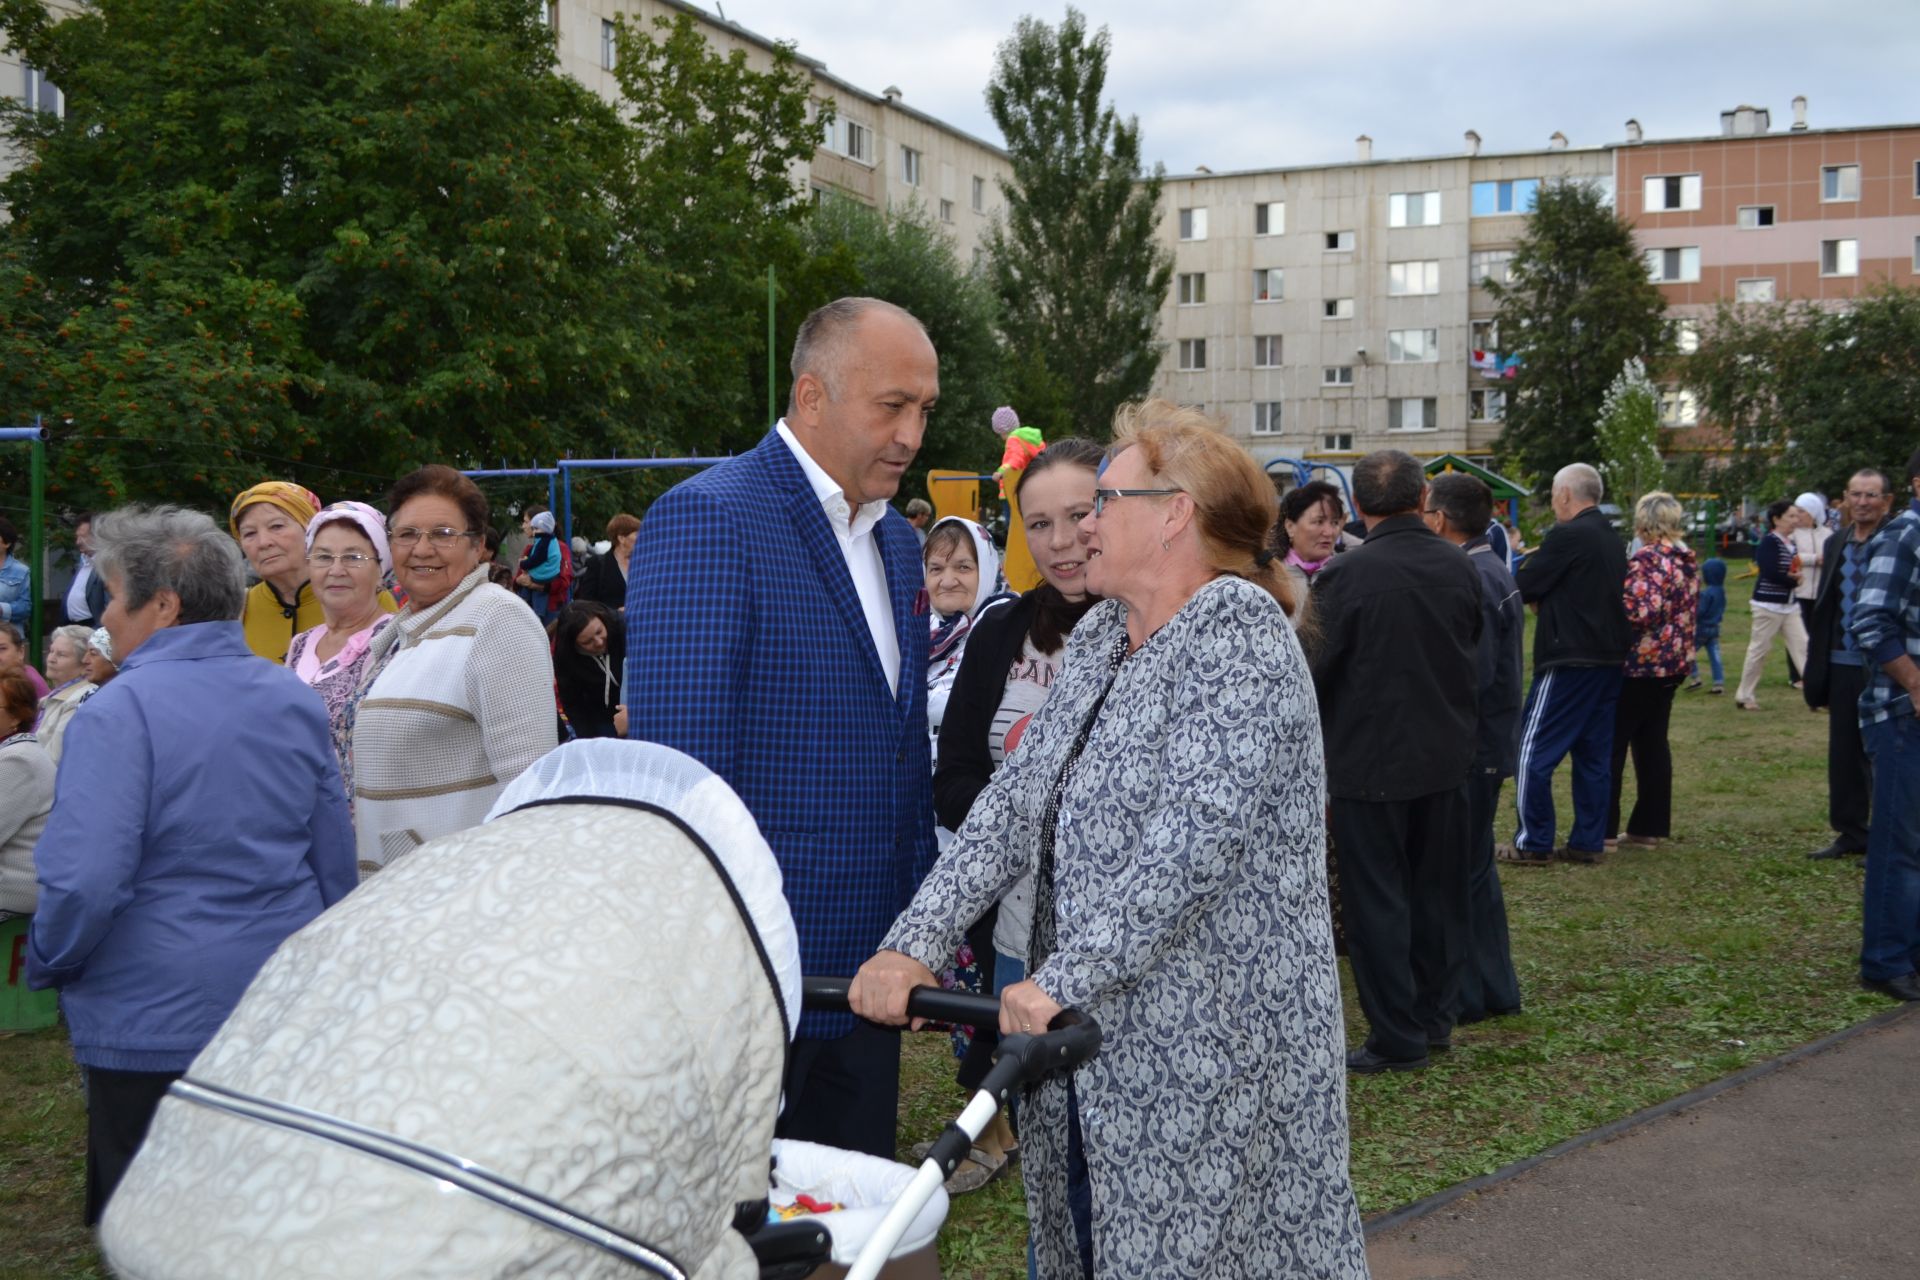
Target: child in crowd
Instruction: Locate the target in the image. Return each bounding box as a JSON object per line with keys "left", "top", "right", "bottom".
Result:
{"left": 1689, "top": 555, "right": 1727, "bottom": 692}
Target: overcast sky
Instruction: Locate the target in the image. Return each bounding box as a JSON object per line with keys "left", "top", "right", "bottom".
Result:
{"left": 721, "top": 0, "right": 1920, "bottom": 174}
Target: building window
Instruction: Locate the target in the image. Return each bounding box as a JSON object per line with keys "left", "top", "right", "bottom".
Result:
{"left": 972, "top": 175, "right": 986, "bottom": 213}
{"left": 1388, "top": 397, "right": 1437, "bottom": 431}
{"left": 1325, "top": 230, "right": 1355, "bottom": 251}
{"left": 1388, "top": 328, "right": 1439, "bottom": 362}
{"left": 971, "top": 246, "right": 985, "bottom": 274}
{"left": 1255, "top": 201, "right": 1285, "bottom": 236}
{"left": 1734, "top": 278, "right": 1776, "bottom": 303}
{"left": 1389, "top": 260, "right": 1440, "bottom": 296}
{"left": 1252, "top": 268, "right": 1282, "bottom": 302}
{"left": 1659, "top": 388, "right": 1699, "bottom": 426}
{"left": 1253, "top": 335, "right": 1283, "bottom": 367}
{"left": 939, "top": 198, "right": 954, "bottom": 223}
{"left": 1177, "top": 339, "right": 1207, "bottom": 371}
{"left": 900, "top": 147, "right": 923, "bottom": 187}
{"left": 1914, "top": 160, "right": 1919, "bottom": 198}
{"left": 21, "top": 64, "right": 63, "bottom": 116}
{"left": 1821, "top": 238, "right": 1859, "bottom": 277}
{"left": 1176, "top": 272, "right": 1207, "bottom": 306}
{"left": 1253, "top": 402, "right": 1283, "bottom": 436}
{"left": 1470, "top": 319, "right": 1501, "bottom": 352}
{"left": 1913, "top": 235, "right": 1919, "bottom": 272}
{"left": 843, "top": 120, "right": 872, "bottom": 163}
{"left": 1323, "top": 432, "right": 1354, "bottom": 452}
{"left": 1322, "top": 366, "right": 1354, "bottom": 386}
{"left": 1469, "top": 389, "right": 1507, "bottom": 421}
{"left": 1673, "top": 318, "right": 1700, "bottom": 353}
{"left": 1389, "top": 191, "right": 1440, "bottom": 227}
{"left": 1645, "top": 246, "right": 1701, "bottom": 283}
{"left": 1470, "top": 249, "right": 1514, "bottom": 287}
{"left": 536, "top": 1, "right": 558, "bottom": 29}
{"left": 1643, "top": 174, "right": 1703, "bottom": 212}
{"left": 1323, "top": 298, "right": 1354, "bottom": 320}
{"left": 1179, "top": 207, "right": 1208, "bottom": 240}
{"left": 1737, "top": 205, "right": 1776, "bottom": 229}
{"left": 600, "top": 19, "right": 617, "bottom": 70}
{"left": 1471, "top": 178, "right": 1540, "bottom": 216}
{"left": 1821, "top": 164, "right": 1860, "bottom": 202}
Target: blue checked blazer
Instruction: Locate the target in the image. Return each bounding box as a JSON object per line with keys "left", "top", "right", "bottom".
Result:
{"left": 625, "top": 429, "right": 936, "bottom": 1037}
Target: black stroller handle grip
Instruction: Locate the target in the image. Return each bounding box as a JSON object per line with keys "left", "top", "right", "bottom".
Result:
{"left": 991, "top": 1007, "right": 1103, "bottom": 1082}
{"left": 800, "top": 976, "right": 1002, "bottom": 1030}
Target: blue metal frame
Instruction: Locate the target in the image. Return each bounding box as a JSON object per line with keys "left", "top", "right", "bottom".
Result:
{"left": 460, "top": 468, "right": 560, "bottom": 525}
{"left": 1263, "top": 457, "right": 1354, "bottom": 508}
{"left": 555, "top": 457, "right": 730, "bottom": 547}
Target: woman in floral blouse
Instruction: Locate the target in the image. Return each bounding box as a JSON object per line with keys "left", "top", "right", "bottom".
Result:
{"left": 1608, "top": 491, "right": 1699, "bottom": 849}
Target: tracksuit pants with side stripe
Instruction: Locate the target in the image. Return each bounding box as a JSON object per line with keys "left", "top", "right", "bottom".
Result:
{"left": 1514, "top": 663, "right": 1623, "bottom": 854}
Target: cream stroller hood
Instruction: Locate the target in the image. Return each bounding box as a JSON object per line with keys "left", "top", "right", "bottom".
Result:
{"left": 102, "top": 740, "right": 802, "bottom": 1280}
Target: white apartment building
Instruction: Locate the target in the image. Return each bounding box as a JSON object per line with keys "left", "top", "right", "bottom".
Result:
{"left": 1153, "top": 134, "right": 1612, "bottom": 473}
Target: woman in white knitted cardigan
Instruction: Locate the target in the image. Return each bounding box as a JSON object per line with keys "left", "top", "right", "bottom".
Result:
{"left": 0, "top": 670, "right": 55, "bottom": 916}
{"left": 350, "top": 467, "right": 556, "bottom": 879}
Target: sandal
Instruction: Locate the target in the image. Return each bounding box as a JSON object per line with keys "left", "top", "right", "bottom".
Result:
{"left": 907, "top": 1141, "right": 1009, "bottom": 1195}
{"left": 1494, "top": 842, "right": 1553, "bottom": 866}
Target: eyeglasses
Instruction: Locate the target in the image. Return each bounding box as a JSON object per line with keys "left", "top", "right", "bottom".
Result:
{"left": 1091, "top": 488, "right": 1182, "bottom": 517}
{"left": 389, "top": 526, "right": 478, "bottom": 549}
{"left": 306, "top": 551, "right": 379, "bottom": 570}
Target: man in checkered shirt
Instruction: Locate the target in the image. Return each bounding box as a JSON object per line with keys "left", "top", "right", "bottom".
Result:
{"left": 1848, "top": 445, "right": 1920, "bottom": 1002}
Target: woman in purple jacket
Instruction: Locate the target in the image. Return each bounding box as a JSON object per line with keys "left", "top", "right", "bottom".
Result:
{"left": 27, "top": 505, "right": 357, "bottom": 1225}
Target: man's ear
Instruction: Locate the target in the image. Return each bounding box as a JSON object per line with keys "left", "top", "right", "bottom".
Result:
{"left": 791, "top": 371, "right": 828, "bottom": 426}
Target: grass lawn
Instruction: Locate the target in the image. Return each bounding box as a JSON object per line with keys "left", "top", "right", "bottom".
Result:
{"left": 2, "top": 590, "right": 1886, "bottom": 1279}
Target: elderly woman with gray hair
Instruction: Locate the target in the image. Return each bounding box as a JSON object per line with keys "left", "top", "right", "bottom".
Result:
{"left": 34, "top": 624, "right": 99, "bottom": 765}
{"left": 25, "top": 505, "right": 357, "bottom": 1227}
{"left": 1608, "top": 491, "right": 1699, "bottom": 849}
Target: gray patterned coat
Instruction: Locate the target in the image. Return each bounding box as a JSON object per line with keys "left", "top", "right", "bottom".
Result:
{"left": 883, "top": 575, "right": 1368, "bottom": 1279}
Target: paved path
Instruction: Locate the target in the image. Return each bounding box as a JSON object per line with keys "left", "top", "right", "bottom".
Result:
{"left": 1367, "top": 1007, "right": 1920, "bottom": 1280}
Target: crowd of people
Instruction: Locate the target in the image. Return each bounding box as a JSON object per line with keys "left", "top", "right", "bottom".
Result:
{"left": 1, "top": 293, "right": 1917, "bottom": 1279}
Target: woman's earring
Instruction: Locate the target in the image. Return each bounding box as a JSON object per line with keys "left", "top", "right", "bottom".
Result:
{"left": 1160, "top": 538, "right": 1171, "bottom": 552}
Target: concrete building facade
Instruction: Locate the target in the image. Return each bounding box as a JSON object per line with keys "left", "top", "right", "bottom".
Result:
{"left": 1151, "top": 106, "right": 1920, "bottom": 475}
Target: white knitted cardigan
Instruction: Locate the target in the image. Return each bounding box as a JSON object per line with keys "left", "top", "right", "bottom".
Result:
{"left": 350, "top": 566, "right": 557, "bottom": 878}
{"left": 0, "top": 733, "right": 55, "bottom": 914}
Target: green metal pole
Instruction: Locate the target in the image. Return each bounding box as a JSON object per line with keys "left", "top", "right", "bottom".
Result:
{"left": 760, "top": 264, "right": 768, "bottom": 426}
{"left": 29, "top": 418, "right": 45, "bottom": 674}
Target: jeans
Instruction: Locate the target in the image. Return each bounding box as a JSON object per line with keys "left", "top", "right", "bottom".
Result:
{"left": 1691, "top": 639, "right": 1723, "bottom": 685}
{"left": 1859, "top": 715, "right": 1920, "bottom": 981}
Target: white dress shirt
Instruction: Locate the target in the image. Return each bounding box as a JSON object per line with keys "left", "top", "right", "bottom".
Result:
{"left": 65, "top": 555, "right": 92, "bottom": 623}
{"left": 777, "top": 421, "right": 901, "bottom": 695}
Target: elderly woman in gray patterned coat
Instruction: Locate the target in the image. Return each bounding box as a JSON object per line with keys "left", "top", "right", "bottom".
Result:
{"left": 853, "top": 401, "right": 1367, "bottom": 1280}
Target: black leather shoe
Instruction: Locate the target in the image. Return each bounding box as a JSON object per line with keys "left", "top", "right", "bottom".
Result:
{"left": 1807, "top": 842, "right": 1866, "bottom": 860}
{"left": 1554, "top": 846, "right": 1605, "bottom": 865}
{"left": 1859, "top": 973, "right": 1920, "bottom": 1001}
{"left": 1347, "top": 1046, "right": 1429, "bottom": 1074}
{"left": 1427, "top": 1038, "right": 1452, "bottom": 1053}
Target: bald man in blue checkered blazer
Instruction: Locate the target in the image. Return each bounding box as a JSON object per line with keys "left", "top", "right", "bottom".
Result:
{"left": 625, "top": 299, "right": 940, "bottom": 1157}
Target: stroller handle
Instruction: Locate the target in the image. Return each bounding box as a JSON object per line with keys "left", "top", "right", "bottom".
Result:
{"left": 800, "top": 976, "right": 1103, "bottom": 1084}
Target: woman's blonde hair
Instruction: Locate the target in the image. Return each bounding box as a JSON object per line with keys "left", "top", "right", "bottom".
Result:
{"left": 1108, "top": 399, "right": 1295, "bottom": 616}
{"left": 1634, "top": 490, "right": 1686, "bottom": 542}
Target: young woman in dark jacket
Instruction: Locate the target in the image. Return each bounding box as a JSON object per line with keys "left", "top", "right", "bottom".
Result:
{"left": 1733, "top": 498, "right": 1809, "bottom": 709}
{"left": 553, "top": 602, "right": 625, "bottom": 739}
{"left": 919, "top": 436, "right": 1104, "bottom": 1192}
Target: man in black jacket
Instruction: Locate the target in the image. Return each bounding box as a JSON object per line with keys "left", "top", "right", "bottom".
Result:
{"left": 1311, "top": 451, "right": 1483, "bottom": 1072}
{"left": 1508, "top": 463, "right": 1631, "bottom": 862}
{"left": 1425, "top": 473, "right": 1524, "bottom": 1021}
{"left": 1802, "top": 468, "right": 1895, "bottom": 859}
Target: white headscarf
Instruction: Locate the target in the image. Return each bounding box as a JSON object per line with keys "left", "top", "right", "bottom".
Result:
{"left": 926, "top": 516, "right": 1003, "bottom": 620}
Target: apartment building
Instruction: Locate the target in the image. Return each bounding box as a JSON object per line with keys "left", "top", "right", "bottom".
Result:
{"left": 1153, "top": 105, "right": 1920, "bottom": 475}
{"left": 1620, "top": 103, "right": 1920, "bottom": 438}
{"left": 4, "top": 1, "right": 1014, "bottom": 260}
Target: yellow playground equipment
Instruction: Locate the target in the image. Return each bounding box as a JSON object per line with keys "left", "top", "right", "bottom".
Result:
{"left": 925, "top": 470, "right": 1039, "bottom": 591}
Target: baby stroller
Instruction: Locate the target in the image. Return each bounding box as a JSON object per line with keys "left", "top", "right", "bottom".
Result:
{"left": 99, "top": 740, "right": 1099, "bottom": 1280}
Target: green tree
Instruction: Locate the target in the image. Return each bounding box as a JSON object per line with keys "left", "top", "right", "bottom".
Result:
{"left": 1687, "top": 285, "right": 1920, "bottom": 497}
{"left": 798, "top": 197, "right": 1007, "bottom": 491}
{"left": 984, "top": 7, "right": 1170, "bottom": 441}
{"left": 0, "top": 0, "right": 825, "bottom": 521}
{"left": 1489, "top": 179, "right": 1671, "bottom": 485}
{"left": 1594, "top": 357, "right": 1665, "bottom": 509}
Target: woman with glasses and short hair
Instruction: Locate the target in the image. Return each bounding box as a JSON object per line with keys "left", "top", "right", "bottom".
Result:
{"left": 286, "top": 502, "right": 397, "bottom": 795}
{"left": 853, "top": 402, "right": 1364, "bottom": 1279}
{"left": 348, "top": 466, "right": 556, "bottom": 878}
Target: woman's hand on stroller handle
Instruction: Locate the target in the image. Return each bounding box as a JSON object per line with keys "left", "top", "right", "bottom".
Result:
{"left": 997, "top": 978, "right": 1062, "bottom": 1038}
{"left": 848, "top": 950, "right": 939, "bottom": 1030}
